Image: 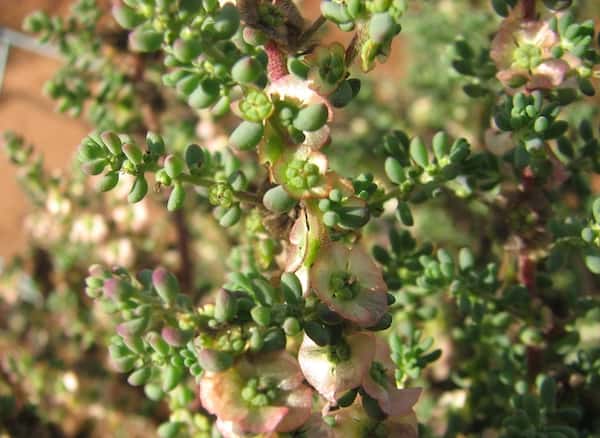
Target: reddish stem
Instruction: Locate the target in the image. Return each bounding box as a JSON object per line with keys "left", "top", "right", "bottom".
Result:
{"left": 265, "top": 41, "right": 288, "bottom": 82}
{"left": 522, "top": 0, "right": 536, "bottom": 21}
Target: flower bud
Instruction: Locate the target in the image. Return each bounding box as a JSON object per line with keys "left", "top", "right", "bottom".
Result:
{"left": 384, "top": 157, "right": 405, "bottom": 184}
{"left": 329, "top": 80, "right": 354, "bottom": 108}
{"left": 432, "top": 131, "right": 450, "bottom": 161}
{"left": 122, "top": 143, "right": 143, "bottom": 165}
{"left": 251, "top": 306, "right": 272, "bottom": 326}
{"left": 214, "top": 4, "right": 240, "bottom": 39}
{"left": 157, "top": 422, "right": 184, "bottom": 438}
{"left": 116, "top": 315, "right": 149, "bottom": 338}
{"left": 152, "top": 267, "right": 180, "bottom": 305}
{"left": 176, "top": 74, "right": 202, "bottom": 96}
{"left": 173, "top": 38, "right": 203, "bottom": 63}
{"left": 144, "top": 383, "right": 165, "bottom": 401}
{"left": 188, "top": 79, "right": 220, "bottom": 109}
{"left": 230, "top": 121, "right": 264, "bottom": 151}
{"left": 184, "top": 143, "right": 204, "bottom": 170}
{"left": 129, "top": 26, "right": 163, "bottom": 52}
{"left": 113, "top": 355, "right": 137, "bottom": 373}
{"left": 103, "top": 278, "right": 134, "bottom": 301}
{"left": 112, "top": 1, "right": 144, "bottom": 29}
{"left": 409, "top": 136, "right": 428, "bottom": 168}
{"left": 100, "top": 131, "right": 123, "bottom": 155}
{"left": 321, "top": 1, "right": 352, "bottom": 24}
{"left": 147, "top": 332, "right": 170, "bottom": 356}
{"left": 98, "top": 172, "right": 119, "bottom": 192}
{"left": 161, "top": 326, "right": 187, "bottom": 347}
{"left": 338, "top": 206, "right": 370, "bottom": 229}
{"left": 369, "top": 12, "right": 400, "bottom": 44}
{"left": 195, "top": 348, "right": 233, "bottom": 372}
{"left": 146, "top": 132, "right": 165, "bottom": 155}
{"left": 337, "top": 388, "right": 358, "bottom": 407}
{"left": 283, "top": 317, "right": 301, "bottom": 336}
{"left": 219, "top": 204, "right": 242, "bottom": 227}
{"left": 167, "top": 183, "right": 185, "bottom": 211}
{"left": 293, "top": 103, "right": 328, "bottom": 132}
{"left": 263, "top": 185, "right": 297, "bottom": 213}
{"left": 214, "top": 289, "right": 237, "bottom": 322}
{"left": 242, "top": 26, "right": 267, "bottom": 46}
{"left": 232, "top": 56, "right": 262, "bottom": 84}
{"left": 162, "top": 364, "right": 184, "bottom": 392}
{"left": 304, "top": 321, "right": 331, "bottom": 346}
{"left": 128, "top": 367, "right": 152, "bottom": 386}
{"left": 280, "top": 272, "right": 302, "bottom": 305}
{"left": 128, "top": 175, "right": 148, "bottom": 203}
{"left": 396, "top": 201, "right": 413, "bottom": 226}
{"left": 262, "top": 327, "right": 286, "bottom": 352}
{"left": 82, "top": 158, "right": 107, "bottom": 175}
{"left": 156, "top": 169, "right": 172, "bottom": 186}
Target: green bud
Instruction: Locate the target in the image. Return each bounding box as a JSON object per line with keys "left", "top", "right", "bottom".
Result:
{"left": 147, "top": 332, "right": 170, "bottom": 356}
{"left": 304, "top": 321, "right": 331, "bottom": 346}
{"left": 251, "top": 306, "right": 272, "bottom": 326}
{"left": 112, "top": 2, "right": 144, "bottom": 29}
{"left": 283, "top": 317, "right": 301, "bottom": 336}
{"left": 534, "top": 116, "right": 549, "bottom": 133}
{"left": 184, "top": 144, "right": 204, "bottom": 170}
{"left": 128, "top": 367, "right": 152, "bottom": 386}
{"left": 219, "top": 204, "right": 242, "bottom": 227}
{"left": 113, "top": 355, "right": 137, "bottom": 373}
{"left": 396, "top": 201, "right": 413, "bottom": 226}
{"left": 167, "top": 183, "right": 186, "bottom": 211}
{"left": 164, "top": 155, "right": 185, "bottom": 179}
{"left": 176, "top": 74, "right": 202, "bottom": 97}
{"left": 188, "top": 79, "right": 220, "bottom": 109}
{"left": 214, "top": 289, "right": 237, "bottom": 322}
{"left": 491, "top": 0, "right": 509, "bottom": 17}
{"left": 409, "top": 136, "right": 428, "bottom": 168}
{"left": 158, "top": 422, "right": 184, "bottom": 438}
{"left": 128, "top": 175, "right": 148, "bottom": 203}
{"left": 263, "top": 185, "right": 298, "bottom": 213}
{"left": 82, "top": 158, "right": 108, "bottom": 176}
{"left": 321, "top": 1, "right": 352, "bottom": 24}
{"left": 281, "top": 272, "right": 302, "bottom": 305}
{"left": 287, "top": 57, "right": 309, "bottom": 79}
{"left": 232, "top": 56, "right": 263, "bottom": 84}
{"left": 162, "top": 364, "right": 184, "bottom": 392}
{"left": 214, "top": 4, "right": 240, "bottom": 39}
{"left": 262, "top": 327, "right": 286, "bottom": 352}
{"left": 129, "top": 26, "right": 163, "bottom": 52}
{"left": 122, "top": 143, "right": 144, "bottom": 165}
{"left": 173, "top": 38, "right": 203, "bottom": 63}
{"left": 212, "top": 95, "right": 231, "bottom": 117}
{"left": 117, "top": 316, "right": 149, "bottom": 338}
{"left": 230, "top": 121, "right": 264, "bottom": 151}
{"left": 144, "top": 383, "right": 165, "bottom": 401}
{"left": 196, "top": 348, "right": 233, "bottom": 372}
{"left": 152, "top": 267, "right": 180, "bottom": 305}
{"left": 432, "top": 132, "right": 450, "bottom": 161}
{"left": 337, "top": 388, "right": 358, "bottom": 407}
{"left": 156, "top": 169, "right": 172, "bottom": 186}
{"left": 250, "top": 329, "right": 264, "bottom": 351}
{"left": 100, "top": 131, "right": 123, "bottom": 155}
{"left": 147, "top": 132, "right": 165, "bottom": 155}
{"left": 329, "top": 80, "right": 354, "bottom": 108}
{"left": 293, "top": 104, "right": 329, "bottom": 132}
{"left": 369, "top": 12, "right": 400, "bottom": 44}
{"left": 385, "top": 157, "right": 405, "bottom": 184}
{"left": 98, "top": 172, "right": 119, "bottom": 192}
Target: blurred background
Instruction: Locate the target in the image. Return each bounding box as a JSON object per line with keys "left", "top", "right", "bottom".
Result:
{"left": 0, "top": 1, "right": 89, "bottom": 258}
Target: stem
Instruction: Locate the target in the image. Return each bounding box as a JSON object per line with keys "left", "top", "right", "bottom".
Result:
{"left": 300, "top": 15, "right": 326, "bottom": 44}
{"left": 522, "top": 0, "right": 536, "bottom": 21}
{"left": 173, "top": 207, "right": 193, "bottom": 292}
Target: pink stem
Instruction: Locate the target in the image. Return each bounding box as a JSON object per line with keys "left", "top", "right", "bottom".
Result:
{"left": 265, "top": 41, "right": 288, "bottom": 82}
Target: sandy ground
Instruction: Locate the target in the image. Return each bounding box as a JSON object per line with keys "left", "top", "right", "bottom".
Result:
{"left": 0, "top": 1, "right": 90, "bottom": 259}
